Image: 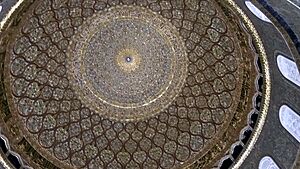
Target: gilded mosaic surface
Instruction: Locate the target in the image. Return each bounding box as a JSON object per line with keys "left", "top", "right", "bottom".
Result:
{"left": 68, "top": 6, "right": 188, "bottom": 121}
{"left": 0, "top": 0, "right": 263, "bottom": 168}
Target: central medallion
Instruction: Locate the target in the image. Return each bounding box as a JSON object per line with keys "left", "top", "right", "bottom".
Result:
{"left": 116, "top": 48, "right": 141, "bottom": 72}
{"left": 67, "top": 6, "right": 188, "bottom": 121}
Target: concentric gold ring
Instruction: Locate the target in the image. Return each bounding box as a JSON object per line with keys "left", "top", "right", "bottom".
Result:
{"left": 67, "top": 6, "right": 188, "bottom": 121}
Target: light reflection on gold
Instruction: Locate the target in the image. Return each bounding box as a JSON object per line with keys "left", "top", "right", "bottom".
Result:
{"left": 223, "top": 0, "right": 271, "bottom": 168}
{"left": 116, "top": 48, "right": 141, "bottom": 73}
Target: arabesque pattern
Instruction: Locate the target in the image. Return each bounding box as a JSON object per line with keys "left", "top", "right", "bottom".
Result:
{"left": 4, "top": 0, "right": 244, "bottom": 168}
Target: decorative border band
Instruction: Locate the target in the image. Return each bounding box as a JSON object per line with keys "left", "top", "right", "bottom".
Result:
{"left": 223, "top": 0, "right": 271, "bottom": 168}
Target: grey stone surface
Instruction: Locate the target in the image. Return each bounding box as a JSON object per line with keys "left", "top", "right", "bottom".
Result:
{"left": 0, "top": 0, "right": 18, "bottom": 22}
{"left": 265, "top": 0, "right": 300, "bottom": 70}
{"left": 266, "top": 0, "right": 300, "bottom": 40}
{"left": 235, "top": 0, "right": 300, "bottom": 169}
{"left": 290, "top": 0, "right": 300, "bottom": 7}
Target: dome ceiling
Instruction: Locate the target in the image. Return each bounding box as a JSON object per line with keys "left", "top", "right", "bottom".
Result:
{"left": 0, "top": 0, "right": 287, "bottom": 169}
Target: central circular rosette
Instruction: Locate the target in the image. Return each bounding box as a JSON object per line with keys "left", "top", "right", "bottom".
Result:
{"left": 116, "top": 48, "right": 141, "bottom": 72}
{"left": 68, "top": 6, "right": 188, "bottom": 121}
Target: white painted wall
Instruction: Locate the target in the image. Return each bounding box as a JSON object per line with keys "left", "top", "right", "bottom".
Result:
{"left": 259, "top": 156, "right": 280, "bottom": 169}
{"left": 245, "top": 1, "right": 272, "bottom": 23}
{"left": 277, "top": 55, "right": 300, "bottom": 87}
{"left": 279, "top": 105, "right": 300, "bottom": 143}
